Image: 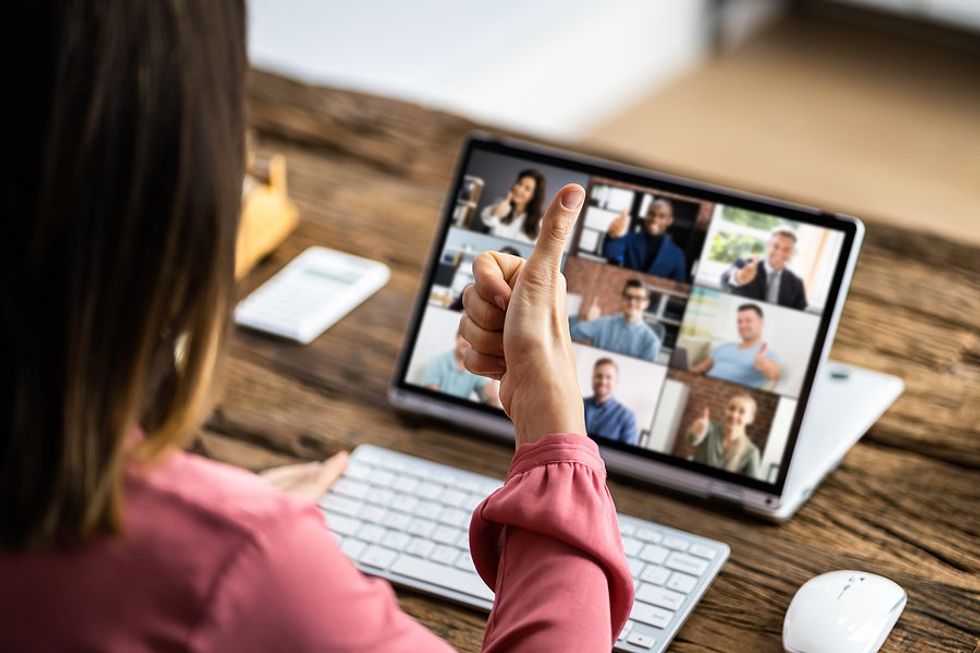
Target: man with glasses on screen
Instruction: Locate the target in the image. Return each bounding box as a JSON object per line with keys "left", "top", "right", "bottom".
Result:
{"left": 571, "top": 279, "right": 662, "bottom": 362}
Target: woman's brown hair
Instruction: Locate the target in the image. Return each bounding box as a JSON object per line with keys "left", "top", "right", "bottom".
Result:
{"left": 0, "top": 1, "right": 247, "bottom": 549}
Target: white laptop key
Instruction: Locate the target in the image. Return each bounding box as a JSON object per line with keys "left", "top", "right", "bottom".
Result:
{"left": 359, "top": 545, "right": 397, "bottom": 570}
{"left": 391, "top": 556, "right": 495, "bottom": 602}
{"left": 626, "top": 632, "right": 657, "bottom": 649}
{"left": 357, "top": 524, "right": 385, "bottom": 544}
{"left": 333, "top": 479, "right": 370, "bottom": 499}
{"left": 631, "top": 602, "right": 674, "bottom": 629}
{"left": 665, "top": 552, "right": 710, "bottom": 577}
{"left": 382, "top": 531, "right": 411, "bottom": 551}
{"left": 636, "top": 529, "right": 663, "bottom": 544}
{"left": 689, "top": 544, "right": 717, "bottom": 560}
{"left": 640, "top": 566, "right": 671, "bottom": 586}
{"left": 639, "top": 545, "right": 669, "bottom": 565}
{"left": 666, "top": 572, "right": 698, "bottom": 594}
{"left": 340, "top": 538, "right": 366, "bottom": 559}
{"left": 628, "top": 558, "right": 645, "bottom": 578}
{"left": 358, "top": 504, "right": 385, "bottom": 523}
{"left": 319, "top": 495, "right": 361, "bottom": 517}
{"left": 429, "top": 545, "right": 458, "bottom": 566}
{"left": 321, "top": 512, "right": 360, "bottom": 537}
{"left": 662, "top": 536, "right": 689, "bottom": 552}
{"left": 622, "top": 538, "right": 643, "bottom": 557}
{"left": 406, "top": 538, "right": 435, "bottom": 558}
{"left": 432, "top": 526, "right": 460, "bottom": 545}
{"left": 636, "top": 585, "right": 685, "bottom": 611}
{"left": 454, "top": 553, "right": 478, "bottom": 574}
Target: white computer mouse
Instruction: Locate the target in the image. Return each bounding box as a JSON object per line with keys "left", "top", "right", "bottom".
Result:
{"left": 783, "top": 570, "right": 906, "bottom": 653}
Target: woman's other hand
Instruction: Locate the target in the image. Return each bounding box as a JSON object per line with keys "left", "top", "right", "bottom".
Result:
{"left": 459, "top": 184, "right": 587, "bottom": 446}
{"left": 259, "top": 451, "right": 349, "bottom": 502}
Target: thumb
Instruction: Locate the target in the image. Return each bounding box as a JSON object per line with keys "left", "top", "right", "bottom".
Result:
{"left": 316, "top": 451, "right": 349, "bottom": 485}
{"left": 703, "top": 407, "right": 710, "bottom": 420}
{"left": 759, "top": 342, "right": 768, "bottom": 353}
{"left": 524, "top": 184, "right": 585, "bottom": 283}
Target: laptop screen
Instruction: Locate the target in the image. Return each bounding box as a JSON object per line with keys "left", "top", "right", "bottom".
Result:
{"left": 396, "top": 136, "right": 856, "bottom": 494}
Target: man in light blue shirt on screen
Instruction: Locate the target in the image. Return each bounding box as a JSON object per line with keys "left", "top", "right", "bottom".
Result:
{"left": 583, "top": 358, "right": 639, "bottom": 445}
{"left": 691, "top": 303, "right": 783, "bottom": 390}
{"left": 421, "top": 331, "right": 500, "bottom": 406}
{"left": 571, "top": 279, "right": 661, "bottom": 362}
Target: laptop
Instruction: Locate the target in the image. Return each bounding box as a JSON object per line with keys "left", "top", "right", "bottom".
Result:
{"left": 389, "top": 133, "right": 903, "bottom": 521}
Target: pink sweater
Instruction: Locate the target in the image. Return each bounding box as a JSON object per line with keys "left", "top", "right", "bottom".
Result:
{"left": 0, "top": 434, "right": 633, "bottom": 651}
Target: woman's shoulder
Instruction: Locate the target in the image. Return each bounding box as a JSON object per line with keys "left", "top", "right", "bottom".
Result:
{"left": 126, "top": 450, "right": 313, "bottom": 541}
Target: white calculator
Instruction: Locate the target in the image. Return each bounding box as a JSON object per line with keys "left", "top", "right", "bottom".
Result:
{"left": 234, "top": 246, "right": 390, "bottom": 344}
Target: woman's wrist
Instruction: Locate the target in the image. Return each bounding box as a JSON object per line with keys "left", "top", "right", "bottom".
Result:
{"left": 510, "top": 388, "right": 585, "bottom": 446}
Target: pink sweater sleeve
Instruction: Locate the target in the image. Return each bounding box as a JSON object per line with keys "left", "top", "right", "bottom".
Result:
{"left": 470, "top": 433, "right": 634, "bottom": 651}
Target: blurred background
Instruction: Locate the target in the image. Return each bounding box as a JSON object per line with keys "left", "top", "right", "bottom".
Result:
{"left": 248, "top": 0, "right": 980, "bottom": 243}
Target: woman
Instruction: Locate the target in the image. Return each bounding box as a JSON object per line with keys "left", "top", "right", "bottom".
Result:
{"left": 0, "top": 2, "right": 632, "bottom": 651}
{"left": 685, "top": 395, "right": 762, "bottom": 479}
{"left": 480, "top": 169, "right": 546, "bottom": 243}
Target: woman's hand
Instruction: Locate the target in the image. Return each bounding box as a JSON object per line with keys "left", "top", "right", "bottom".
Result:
{"left": 259, "top": 451, "right": 349, "bottom": 502}
{"left": 491, "top": 192, "right": 515, "bottom": 218}
{"left": 459, "top": 184, "right": 587, "bottom": 446}
{"left": 692, "top": 407, "right": 711, "bottom": 440}
{"left": 608, "top": 208, "right": 629, "bottom": 238}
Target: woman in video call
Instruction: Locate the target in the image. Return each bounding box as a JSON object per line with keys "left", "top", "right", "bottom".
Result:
{"left": 685, "top": 395, "right": 762, "bottom": 479}
{"left": 1, "top": 3, "right": 631, "bottom": 651}
{"left": 480, "top": 168, "right": 547, "bottom": 244}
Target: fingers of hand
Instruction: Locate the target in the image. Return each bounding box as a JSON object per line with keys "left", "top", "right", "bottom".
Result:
{"left": 317, "top": 451, "right": 349, "bottom": 487}
{"left": 459, "top": 314, "right": 504, "bottom": 357}
{"left": 472, "top": 251, "right": 523, "bottom": 310}
{"left": 525, "top": 184, "right": 584, "bottom": 281}
{"left": 462, "top": 283, "right": 506, "bottom": 331}
{"left": 462, "top": 348, "right": 506, "bottom": 378}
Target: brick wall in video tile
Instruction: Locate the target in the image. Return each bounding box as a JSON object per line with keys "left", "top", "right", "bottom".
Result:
{"left": 668, "top": 369, "right": 779, "bottom": 460}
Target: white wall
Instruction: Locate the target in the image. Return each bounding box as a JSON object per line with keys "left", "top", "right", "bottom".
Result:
{"left": 406, "top": 306, "right": 464, "bottom": 386}
{"left": 247, "top": 0, "right": 717, "bottom": 138}
{"left": 759, "top": 396, "right": 797, "bottom": 482}
{"left": 647, "top": 378, "right": 689, "bottom": 452}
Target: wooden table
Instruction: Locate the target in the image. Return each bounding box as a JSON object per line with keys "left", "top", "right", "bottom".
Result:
{"left": 198, "top": 69, "right": 980, "bottom": 652}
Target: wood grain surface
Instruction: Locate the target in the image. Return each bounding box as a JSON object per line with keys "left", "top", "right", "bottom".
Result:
{"left": 197, "top": 69, "right": 980, "bottom": 652}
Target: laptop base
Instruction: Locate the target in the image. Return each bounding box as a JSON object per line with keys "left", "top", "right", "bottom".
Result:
{"left": 749, "top": 360, "right": 904, "bottom": 521}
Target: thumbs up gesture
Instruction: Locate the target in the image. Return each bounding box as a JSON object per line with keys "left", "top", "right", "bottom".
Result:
{"left": 459, "top": 184, "right": 587, "bottom": 446}
{"left": 583, "top": 296, "right": 601, "bottom": 322}
{"left": 736, "top": 255, "right": 761, "bottom": 285}
{"left": 608, "top": 208, "right": 630, "bottom": 239}
{"left": 754, "top": 343, "right": 769, "bottom": 371}
{"left": 692, "top": 407, "right": 711, "bottom": 440}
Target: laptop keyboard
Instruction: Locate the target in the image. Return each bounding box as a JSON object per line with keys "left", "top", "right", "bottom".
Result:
{"left": 318, "top": 444, "right": 729, "bottom": 652}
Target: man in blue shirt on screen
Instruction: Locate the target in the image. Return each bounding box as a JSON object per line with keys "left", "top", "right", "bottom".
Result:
{"left": 602, "top": 198, "right": 688, "bottom": 282}
{"left": 571, "top": 279, "right": 662, "bottom": 362}
{"left": 421, "top": 330, "right": 500, "bottom": 406}
{"left": 583, "top": 358, "right": 639, "bottom": 445}
{"left": 691, "top": 303, "right": 783, "bottom": 390}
